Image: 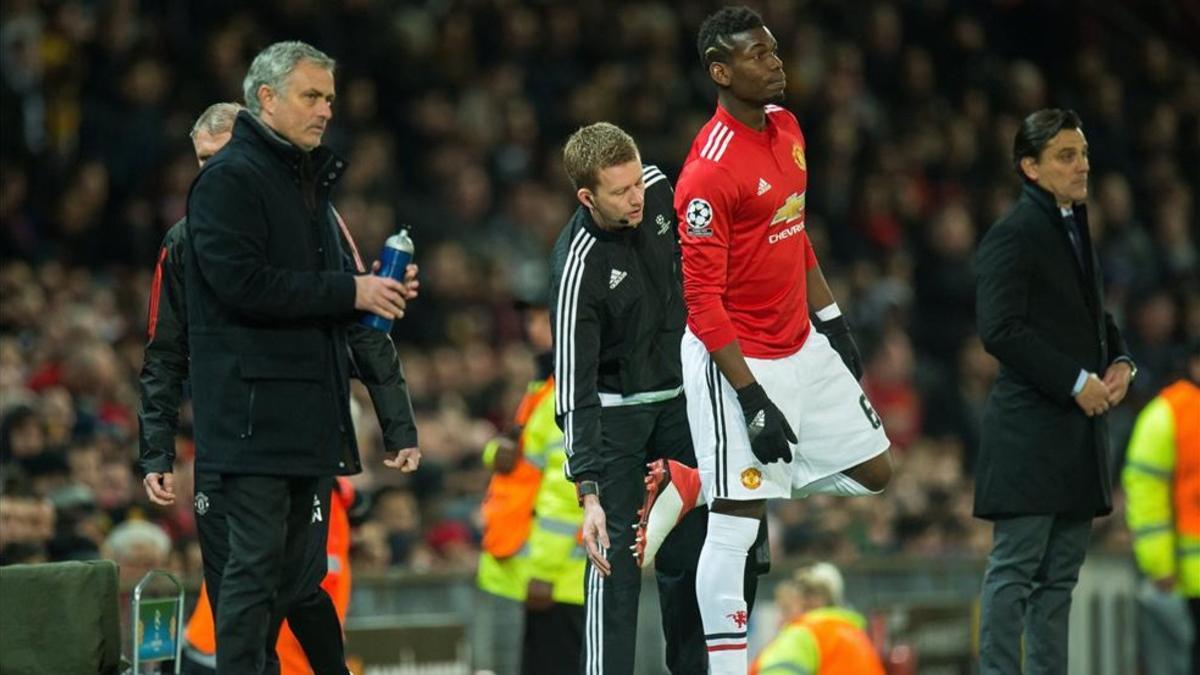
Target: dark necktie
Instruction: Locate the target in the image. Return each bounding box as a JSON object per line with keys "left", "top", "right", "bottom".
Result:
{"left": 1063, "top": 211, "right": 1086, "bottom": 272}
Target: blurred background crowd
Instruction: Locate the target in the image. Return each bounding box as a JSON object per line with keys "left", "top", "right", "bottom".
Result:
{"left": 0, "top": 0, "right": 1197, "bottom": 586}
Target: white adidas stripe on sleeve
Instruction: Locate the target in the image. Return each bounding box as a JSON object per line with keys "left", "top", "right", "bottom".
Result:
{"left": 554, "top": 227, "right": 598, "bottom": 462}
{"left": 701, "top": 123, "right": 734, "bottom": 162}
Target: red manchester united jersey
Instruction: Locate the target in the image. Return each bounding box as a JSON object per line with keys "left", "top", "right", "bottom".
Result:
{"left": 676, "top": 103, "right": 818, "bottom": 358}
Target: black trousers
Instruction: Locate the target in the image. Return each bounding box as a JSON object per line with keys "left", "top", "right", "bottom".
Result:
{"left": 194, "top": 471, "right": 346, "bottom": 675}
{"left": 524, "top": 602, "right": 584, "bottom": 675}
{"left": 581, "top": 394, "right": 741, "bottom": 675}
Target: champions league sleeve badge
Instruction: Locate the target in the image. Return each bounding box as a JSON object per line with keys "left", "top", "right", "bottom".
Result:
{"left": 685, "top": 197, "right": 714, "bottom": 237}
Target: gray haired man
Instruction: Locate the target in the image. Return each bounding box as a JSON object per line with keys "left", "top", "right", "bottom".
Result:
{"left": 184, "top": 41, "right": 420, "bottom": 673}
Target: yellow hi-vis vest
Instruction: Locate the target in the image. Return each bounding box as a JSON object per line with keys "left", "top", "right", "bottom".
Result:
{"left": 476, "top": 377, "right": 586, "bottom": 604}
{"left": 476, "top": 379, "right": 553, "bottom": 601}
{"left": 524, "top": 376, "right": 586, "bottom": 606}
{"left": 1123, "top": 379, "right": 1200, "bottom": 597}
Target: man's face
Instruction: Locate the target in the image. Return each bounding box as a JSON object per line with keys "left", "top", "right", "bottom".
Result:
{"left": 192, "top": 129, "right": 231, "bottom": 167}
{"left": 1022, "top": 128, "right": 1089, "bottom": 205}
{"left": 580, "top": 158, "right": 645, "bottom": 228}
{"left": 259, "top": 59, "right": 335, "bottom": 151}
{"left": 714, "top": 26, "right": 786, "bottom": 106}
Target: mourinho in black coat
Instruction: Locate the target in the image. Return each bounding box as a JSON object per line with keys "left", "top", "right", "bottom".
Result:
{"left": 185, "top": 109, "right": 395, "bottom": 477}
{"left": 183, "top": 43, "right": 419, "bottom": 675}
{"left": 974, "top": 182, "right": 1131, "bottom": 520}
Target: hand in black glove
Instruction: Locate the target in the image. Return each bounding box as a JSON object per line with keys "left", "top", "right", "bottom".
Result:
{"left": 815, "top": 314, "right": 863, "bottom": 380}
{"left": 735, "top": 382, "right": 796, "bottom": 464}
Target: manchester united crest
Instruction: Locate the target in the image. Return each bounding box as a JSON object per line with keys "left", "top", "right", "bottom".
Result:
{"left": 792, "top": 143, "right": 806, "bottom": 171}
{"left": 740, "top": 467, "right": 763, "bottom": 490}
{"left": 194, "top": 491, "right": 209, "bottom": 515}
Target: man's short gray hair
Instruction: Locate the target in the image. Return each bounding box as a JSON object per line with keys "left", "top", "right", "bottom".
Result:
{"left": 190, "top": 102, "right": 242, "bottom": 138}
{"left": 242, "top": 41, "right": 335, "bottom": 116}
{"left": 104, "top": 520, "right": 172, "bottom": 561}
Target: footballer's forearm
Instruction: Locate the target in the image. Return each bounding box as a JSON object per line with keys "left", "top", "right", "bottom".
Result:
{"left": 710, "top": 340, "right": 756, "bottom": 389}
{"left": 806, "top": 261, "right": 837, "bottom": 313}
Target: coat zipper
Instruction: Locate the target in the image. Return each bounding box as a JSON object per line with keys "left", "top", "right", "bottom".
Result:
{"left": 242, "top": 384, "right": 256, "bottom": 439}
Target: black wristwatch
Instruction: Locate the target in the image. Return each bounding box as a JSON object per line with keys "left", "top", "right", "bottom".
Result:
{"left": 576, "top": 480, "right": 600, "bottom": 506}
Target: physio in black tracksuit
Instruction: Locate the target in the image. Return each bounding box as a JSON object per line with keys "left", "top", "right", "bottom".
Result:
{"left": 184, "top": 43, "right": 418, "bottom": 674}
{"left": 551, "top": 123, "right": 763, "bottom": 675}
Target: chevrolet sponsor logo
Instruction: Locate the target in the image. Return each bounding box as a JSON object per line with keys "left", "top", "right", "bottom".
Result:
{"left": 770, "top": 192, "right": 805, "bottom": 226}
{"left": 769, "top": 222, "right": 806, "bottom": 244}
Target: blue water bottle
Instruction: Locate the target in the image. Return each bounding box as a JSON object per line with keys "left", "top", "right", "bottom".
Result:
{"left": 359, "top": 228, "right": 415, "bottom": 332}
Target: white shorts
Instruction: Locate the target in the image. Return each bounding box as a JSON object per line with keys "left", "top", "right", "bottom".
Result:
{"left": 682, "top": 328, "right": 891, "bottom": 502}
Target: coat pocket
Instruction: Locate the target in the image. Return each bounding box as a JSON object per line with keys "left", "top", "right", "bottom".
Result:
{"left": 235, "top": 355, "right": 335, "bottom": 454}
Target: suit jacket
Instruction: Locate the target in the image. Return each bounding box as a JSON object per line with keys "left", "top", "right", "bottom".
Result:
{"left": 973, "top": 182, "right": 1130, "bottom": 520}
{"left": 184, "top": 111, "right": 365, "bottom": 477}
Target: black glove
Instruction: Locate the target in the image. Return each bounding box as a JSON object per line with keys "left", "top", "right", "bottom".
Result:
{"left": 735, "top": 382, "right": 796, "bottom": 464}
{"left": 815, "top": 314, "right": 863, "bottom": 380}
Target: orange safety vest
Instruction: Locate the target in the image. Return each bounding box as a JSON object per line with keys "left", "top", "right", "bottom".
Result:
{"left": 1164, "top": 381, "right": 1200, "bottom": 537}
{"left": 801, "top": 611, "right": 885, "bottom": 675}
{"left": 185, "top": 478, "right": 354, "bottom": 674}
{"left": 480, "top": 378, "right": 554, "bottom": 558}
{"left": 752, "top": 610, "right": 885, "bottom": 675}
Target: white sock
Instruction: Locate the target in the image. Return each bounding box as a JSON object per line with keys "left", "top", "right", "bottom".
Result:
{"left": 641, "top": 469, "right": 708, "bottom": 568}
{"left": 792, "top": 471, "right": 881, "bottom": 498}
{"left": 696, "top": 511, "right": 760, "bottom": 674}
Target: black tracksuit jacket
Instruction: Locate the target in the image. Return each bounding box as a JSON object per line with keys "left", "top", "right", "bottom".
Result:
{"left": 548, "top": 164, "right": 684, "bottom": 482}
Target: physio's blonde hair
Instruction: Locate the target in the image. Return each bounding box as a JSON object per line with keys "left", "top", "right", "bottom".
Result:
{"left": 562, "top": 122, "right": 639, "bottom": 191}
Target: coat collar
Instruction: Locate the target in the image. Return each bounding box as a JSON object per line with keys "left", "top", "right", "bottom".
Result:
{"left": 1019, "top": 181, "right": 1100, "bottom": 311}
{"left": 788, "top": 607, "right": 867, "bottom": 630}
{"left": 233, "top": 110, "right": 348, "bottom": 184}
{"left": 1020, "top": 181, "right": 1085, "bottom": 222}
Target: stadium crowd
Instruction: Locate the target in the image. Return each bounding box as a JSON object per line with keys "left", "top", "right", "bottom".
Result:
{"left": 1, "top": 0, "right": 1196, "bottom": 583}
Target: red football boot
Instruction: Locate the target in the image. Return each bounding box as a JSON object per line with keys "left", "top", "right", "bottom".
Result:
{"left": 633, "top": 458, "right": 703, "bottom": 568}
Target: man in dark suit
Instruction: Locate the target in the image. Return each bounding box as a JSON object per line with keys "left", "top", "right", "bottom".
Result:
{"left": 185, "top": 41, "right": 419, "bottom": 674}
{"left": 974, "top": 108, "right": 1136, "bottom": 675}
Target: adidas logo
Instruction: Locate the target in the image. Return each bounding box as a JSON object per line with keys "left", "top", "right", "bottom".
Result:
{"left": 757, "top": 178, "right": 772, "bottom": 196}
{"left": 746, "top": 410, "right": 766, "bottom": 441}
{"left": 609, "top": 269, "right": 627, "bottom": 289}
